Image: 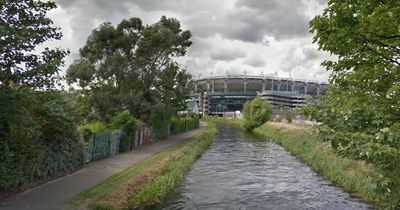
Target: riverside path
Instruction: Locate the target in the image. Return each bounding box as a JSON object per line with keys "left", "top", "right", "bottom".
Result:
{"left": 0, "top": 125, "right": 206, "bottom": 210}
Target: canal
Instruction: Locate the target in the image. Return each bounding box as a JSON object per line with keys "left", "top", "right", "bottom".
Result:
{"left": 159, "top": 125, "right": 369, "bottom": 210}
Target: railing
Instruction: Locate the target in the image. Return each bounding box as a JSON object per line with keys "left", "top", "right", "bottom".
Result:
{"left": 191, "top": 74, "right": 328, "bottom": 85}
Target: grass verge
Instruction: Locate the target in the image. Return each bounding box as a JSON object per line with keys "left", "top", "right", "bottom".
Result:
{"left": 65, "top": 122, "right": 217, "bottom": 210}
{"left": 206, "top": 117, "right": 382, "bottom": 208}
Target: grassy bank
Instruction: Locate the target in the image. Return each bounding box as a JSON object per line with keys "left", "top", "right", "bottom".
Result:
{"left": 253, "top": 123, "right": 380, "bottom": 207}
{"left": 65, "top": 122, "right": 217, "bottom": 210}
{"left": 206, "top": 117, "right": 381, "bottom": 207}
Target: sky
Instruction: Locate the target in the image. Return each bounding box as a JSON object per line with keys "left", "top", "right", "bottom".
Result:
{"left": 47, "top": 0, "right": 332, "bottom": 82}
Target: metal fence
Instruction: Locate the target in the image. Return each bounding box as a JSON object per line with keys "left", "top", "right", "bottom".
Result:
{"left": 86, "top": 125, "right": 153, "bottom": 162}
{"left": 87, "top": 130, "right": 122, "bottom": 161}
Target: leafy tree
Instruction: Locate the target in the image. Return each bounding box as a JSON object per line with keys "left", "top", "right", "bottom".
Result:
{"left": 0, "top": 0, "right": 85, "bottom": 190}
{"left": 0, "top": 0, "right": 68, "bottom": 89}
{"left": 243, "top": 97, "right": 273, "bottom": 131}
{"left": 66, "top": 16, "right": 192, "bottom": 121}
{"left": 111, "top": 110, "right": 138, "bottom": 133}
{"left": 309, "top": 0, "right": 400, "bottom": 207}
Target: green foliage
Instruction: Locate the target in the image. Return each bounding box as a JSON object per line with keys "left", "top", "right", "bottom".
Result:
{"left": 0, "top": 0, "right": 68, "bottom": 89}
{"left": 252, "top": 123, "right": 383, "bottom": 207}
{"left": 91, "top": 201, "right": 118, "bottom": 210}
{"left": 0, "top": 90, "right": 85, "bottom": 191}
{"left": 284, "top": 108, "right": 292, "bottom": 124}
{"left": 150, "top": 104, "right": 172, "bottom": 140}
{"left": 66, "top": 16, "right": 192, "bottom": 121}
{"left": 130, "top": 123, "right": 216, "bottom": 209}
{"left": 66, "top": 122, "right": 216, "bottom": 210}
{"left": 110, "top": 110, "right": 137, "bottom": 133}
{"left": 170, "top": 115, "right": 200, "bottom": 134}
{"left": 110, "top": 110, "right": 139, "bottom": 152}
{"left": 243, "top": 97, "right": 273, "bottom": 131}
{"left": 0, "top": 0, "right": 85, "bottom": 192}
{"left": 79, "top": 121, "right": 108, "bottom": 134}
{"left": 309, "top": 1, "right": 400, "bottom": 208}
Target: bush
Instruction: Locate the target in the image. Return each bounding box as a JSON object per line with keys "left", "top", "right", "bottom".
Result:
{"left": 110, "top": 110, "right": 137, "bottom": 133}
{"left": 243, "top": 97, "right": 273, "bottom": 131}
{"left": 284, "top": 109, "right": 293, "bottom": 124}
{"left": 170, "top": 115, "right": 199, "bottom": 134}
{"left": 150, "top": 104, "right": 172, "bottom": 140}
{"left": 0, "top": 89, "right": 85, "bottom": 191}
{"left": 79, "top": 121, "right": 108, "bottom": 135}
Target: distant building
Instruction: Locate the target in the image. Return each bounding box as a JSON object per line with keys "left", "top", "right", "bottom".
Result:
{"left": 259, "top": 90, "right": 309, "bottom": 108}
{"left": 188, "top": 74, "right": 328, "bottom": 116}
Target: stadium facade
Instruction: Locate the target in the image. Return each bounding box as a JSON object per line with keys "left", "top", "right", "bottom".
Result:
{"left": 188, "top": 74, "right": 328, "bottom": 116}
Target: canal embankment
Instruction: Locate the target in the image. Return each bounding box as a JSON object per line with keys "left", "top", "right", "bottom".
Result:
{"left": 65, "top": 122, "right": 216, "bottom": 210}
{"left": 205, "top": 117, "right": 382, "bottom": 208}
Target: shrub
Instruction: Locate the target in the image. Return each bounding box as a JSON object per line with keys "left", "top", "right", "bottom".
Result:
{"left": 150, "top": 104, "right": 172, "bottom": 140}
{"left": 284, "top": 109, "right": 293, "bottom": 124}
{"left": 0, "top": 90, "right": 85, "bottom": 191}
{"left": 111, "top": 110, "right": 137, "bottom": 133}
{"left": 170, "top": 115, "right": 199, "bottom": 134}
{"left": 79, "top": 121, "right": 108, "bottom": 135}
{"left": 243, "top": 97, "right": 273, "bottom": 131}
{"left": 110, "top": 110, "right": 138, "bottom": 153}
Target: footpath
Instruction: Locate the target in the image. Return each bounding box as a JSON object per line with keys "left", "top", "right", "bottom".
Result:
{"left": 0, "top": 125, "right": 206, "bottom": 210}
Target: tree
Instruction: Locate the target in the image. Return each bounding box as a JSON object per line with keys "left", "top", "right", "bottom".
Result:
{"left": 0, "top": 0, "right": 68, "bottom": 89}
{"left": 0, "top": 0, "right": 85, "bottom": 191}
{"left": 66, "top": 16, "right": 192, "bottom": 121}
{"left": 309, "top": 0, "right": 400, "bottom": 207}
{"left": 243, "top": 97, "right": 273, "bottom": 131}
{"left": 0, "top": 0, "right": 69, "bottom": 147}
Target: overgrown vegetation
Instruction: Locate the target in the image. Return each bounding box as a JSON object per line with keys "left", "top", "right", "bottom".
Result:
{"left": 252, "top": 123, "right": 384, "bottom": 207}
{"left": 66, "top": 122, "right": 216, "bottom": 210}
{"left": 243, "top": 97, "right": 273, "bottom": 131}
{"left": 0, "top": 1, "right": 85, "bottom": 191}
{"left": 170, "top": 115, "right": 200, "bottom": 134}
{"left": 210, "top": 117, "right": 393, "bottom": 208}
{"left": 308, "top": 1, "right": 400, "bottom": 208}
{"left": 66, "top": 16, "right": 192, "bottom": 126}
{"left": 0, "top": 0, "right": 194, "bottom": 194}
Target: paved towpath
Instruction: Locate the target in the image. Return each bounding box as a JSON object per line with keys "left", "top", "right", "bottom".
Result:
{"left": 0, "top": 125, "right": 206, "bottom": 210}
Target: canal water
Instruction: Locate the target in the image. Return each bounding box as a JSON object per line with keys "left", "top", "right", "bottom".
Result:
{"left": 160, "top": 125, "right": 370, "bottom": 210}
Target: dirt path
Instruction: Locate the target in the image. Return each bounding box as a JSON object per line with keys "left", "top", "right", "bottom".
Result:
{"left": 0, "top": 126, "right": 206, "bottom": 210}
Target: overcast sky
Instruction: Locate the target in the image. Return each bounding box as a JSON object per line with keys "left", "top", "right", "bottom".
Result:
{"left": 48, "top": 0, "right": 331, "bottom": 82}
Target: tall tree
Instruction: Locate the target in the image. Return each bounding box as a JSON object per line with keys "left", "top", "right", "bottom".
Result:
{"left": 67, "top": 16, "right": 192, "bottom": 121}
{"left": 0, "top": 0, "right": 68, "bottom": 89}
{"left": 309, "top": 0, "right": 400, "bottom": 206}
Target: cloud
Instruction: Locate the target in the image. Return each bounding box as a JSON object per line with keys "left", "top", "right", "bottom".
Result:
{"left": 244, "top": 56, "right": 266, "bottom": 68}
{"left": 210, "top": 46, "right": 246, "bottom": 61}
{"left": 49, "top": 0, "right": 332, "bottom": 82}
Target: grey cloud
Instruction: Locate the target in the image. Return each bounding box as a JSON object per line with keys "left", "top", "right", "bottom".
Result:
{"left": 50, "top": 0, "right": 330, "bottom": 82}
{"left": 210, "top": 47, "right": 246, "bottom": 61}
{"left": 231, "top": 0, "right": 310, "bottom": 41}
{"left": 244, "top": 56, "right": 266, "bottom": 68}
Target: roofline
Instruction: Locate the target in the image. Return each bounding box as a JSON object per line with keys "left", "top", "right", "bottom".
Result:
{"left": 191, "top": 74, "right": 329, "bottom": 85}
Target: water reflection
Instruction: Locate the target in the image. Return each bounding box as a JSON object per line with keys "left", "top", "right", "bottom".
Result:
{"left": 160, "top": 125, "right": 370, "bottom": 210}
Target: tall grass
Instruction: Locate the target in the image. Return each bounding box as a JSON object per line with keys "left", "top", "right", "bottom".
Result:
{"left": 253, "top": 123, "right": 379, "bottom": 206}
{"left": 209, "top": 118, "right": 382, "bottom": 208}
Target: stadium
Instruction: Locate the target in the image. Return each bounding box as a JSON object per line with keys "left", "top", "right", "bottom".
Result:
{"left": 188, "top": 74, "right": 329, "bottom": 116}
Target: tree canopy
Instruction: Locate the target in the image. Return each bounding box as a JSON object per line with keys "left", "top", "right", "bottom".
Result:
{"left": 243, "top": 97, "right": 273, "bottom": 131}
{"left": 0, "top": 0, "right": 68, "bottom": 89}
{"left": 309, "top": 0, "right": 400, "bottom": 206}
{"left": 66, "top": 16, "right": 192, "bottom": 122}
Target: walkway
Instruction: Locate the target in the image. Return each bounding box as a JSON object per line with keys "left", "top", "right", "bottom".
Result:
{"left": 0, "top": 126, "right": 206, "bottom": 210}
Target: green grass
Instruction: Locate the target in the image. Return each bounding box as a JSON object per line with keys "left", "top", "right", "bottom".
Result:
{"left": 204, "top": 116, "right": 243, "bottom": 127}
{"left": 253, "top": 123, "right": 380, "bottom": 206}
{"left": 208, "top": 117, "right": 382, "bottom": 208}
{"left": 65, "top": 121, "right": 217, "bottom": 210}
